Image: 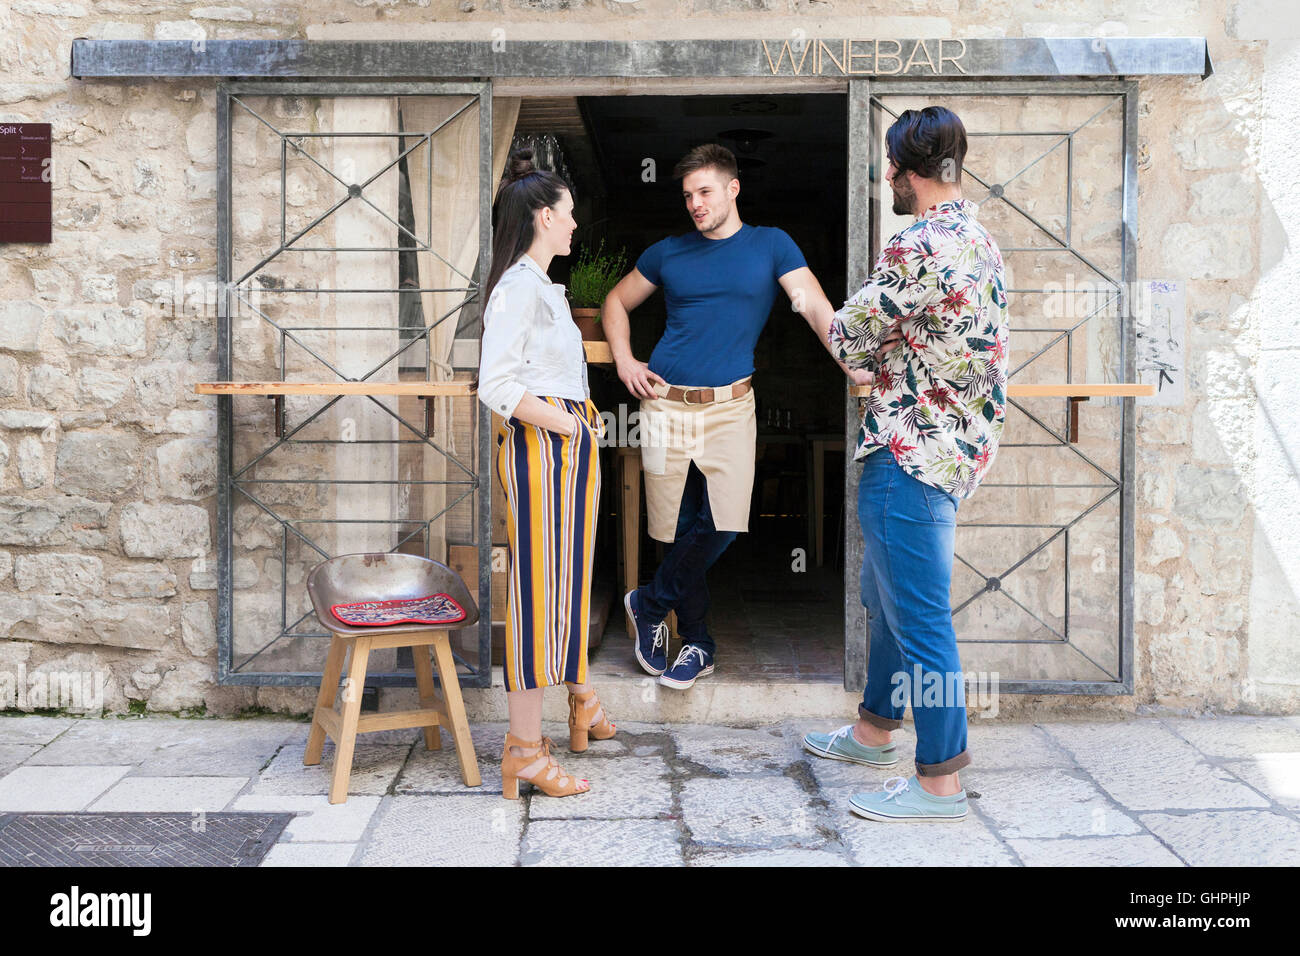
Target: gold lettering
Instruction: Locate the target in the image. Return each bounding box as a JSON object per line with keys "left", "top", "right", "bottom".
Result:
{"left": 939, "top": 38, "right": 968, "bottom": 75}
{"left": 847, "top": 39, "right": 873, "bottom": 74}
{"left": 903, "top": 38, "right": 938, "bottom": 74}
{"left": 761, "top": 39, "right": 812, "bottom": 75}
{"left": 874, "top": 38, "right": 902, "bottom": 75}
{"left": 818, "top": 39, "right": 847, "bottom": 75}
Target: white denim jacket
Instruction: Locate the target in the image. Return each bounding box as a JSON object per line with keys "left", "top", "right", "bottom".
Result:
{"left": 477, "top": 253, "right": 591, "bottom": 418}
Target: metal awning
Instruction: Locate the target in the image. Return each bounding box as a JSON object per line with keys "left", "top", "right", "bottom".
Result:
{"left": 70, "top": 37, "right": 1213, "bottom": 81}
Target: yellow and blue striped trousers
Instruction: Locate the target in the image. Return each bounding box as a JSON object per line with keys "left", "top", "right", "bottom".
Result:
{"left": 495, "top": 395, "right": 603, "bottom": 692}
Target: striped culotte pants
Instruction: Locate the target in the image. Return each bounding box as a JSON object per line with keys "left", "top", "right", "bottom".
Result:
{"left": 495, "top": 395, "right": 602, "bottom": 692}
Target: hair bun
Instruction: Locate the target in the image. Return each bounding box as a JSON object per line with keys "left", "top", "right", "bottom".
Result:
{"left": 506, "top": 148, "right": 536, "bottom": 183}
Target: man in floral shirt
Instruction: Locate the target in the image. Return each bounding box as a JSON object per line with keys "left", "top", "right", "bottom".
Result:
{"left": 802, "top": 106, "right": 1008, "bottom": 822}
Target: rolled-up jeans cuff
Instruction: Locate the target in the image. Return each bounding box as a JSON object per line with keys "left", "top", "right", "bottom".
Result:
{"left": 915, "top": 748, "right": 971, "bottom": 777}
{"left": 858, "top": 704, "right": 902, "bottom": 730}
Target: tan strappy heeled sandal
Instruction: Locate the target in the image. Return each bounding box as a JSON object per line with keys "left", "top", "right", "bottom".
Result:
{"left": 568, "top": 687, "right": 617, "bottom": 753}
{"left": 501, "top": 733, "right": 589, "bottom": 799}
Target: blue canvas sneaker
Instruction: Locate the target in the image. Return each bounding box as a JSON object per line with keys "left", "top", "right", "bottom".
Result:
{"left": 659, "top": 644, "right": 714, "bottom": 690}
{"left": 625, "top": 589, "right": 668, "bottom": 676}
{"left": 802, "top": 724, "right": 899, "bottom": 768}
{"left": 848, "top": 775, "right": 968, "bottom": 822}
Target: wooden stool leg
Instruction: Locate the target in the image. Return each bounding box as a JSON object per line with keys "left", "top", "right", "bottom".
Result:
{"left": 305, "top": 634, "right": 347, "bottom": 766}
{"left": 412, "top": 638, "right": 441, "bottom": 751}
{"left": 329, "top": 635, "right": 371, "bottom": 805}
{"left": 430, "top": 631, "right": 481, "bottom": 788}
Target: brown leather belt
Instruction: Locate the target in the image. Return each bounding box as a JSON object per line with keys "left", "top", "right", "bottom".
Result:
{"left": 660, "top": 378, "right": 752, "bottom": 405}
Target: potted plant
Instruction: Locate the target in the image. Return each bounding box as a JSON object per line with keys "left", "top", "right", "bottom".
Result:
{"left": 567, "top": 239, "right": 628, "bottom": 341}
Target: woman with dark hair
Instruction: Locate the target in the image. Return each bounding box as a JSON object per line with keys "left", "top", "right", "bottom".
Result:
{"left": 478, "top": 147, "right": 614, "bottom": 799}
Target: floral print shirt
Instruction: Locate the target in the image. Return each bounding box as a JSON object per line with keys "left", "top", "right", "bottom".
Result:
{"left": 827, "top": 198, "right": 1008, "bottom": 499}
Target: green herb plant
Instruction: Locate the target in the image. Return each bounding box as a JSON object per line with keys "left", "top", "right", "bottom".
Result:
{"left": 568, "top": 239, "right": 629, "bottom": 315}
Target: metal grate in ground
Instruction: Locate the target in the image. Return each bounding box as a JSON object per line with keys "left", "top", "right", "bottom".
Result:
{"left": 0, "top": 812, "right": 294, "bottom": 867}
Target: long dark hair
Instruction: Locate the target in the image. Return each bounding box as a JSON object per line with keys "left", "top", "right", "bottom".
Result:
{"left": 481, "top": 147, "right": 570, "bottom": 325}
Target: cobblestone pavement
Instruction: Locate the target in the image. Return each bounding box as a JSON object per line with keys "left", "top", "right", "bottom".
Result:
{"left": 1, "top": 713, "right": 1297, "bottom": 866}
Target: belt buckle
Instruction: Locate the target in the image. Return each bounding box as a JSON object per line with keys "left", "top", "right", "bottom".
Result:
{"left": 681, "top": 388, "right": 701, "bottom": 406}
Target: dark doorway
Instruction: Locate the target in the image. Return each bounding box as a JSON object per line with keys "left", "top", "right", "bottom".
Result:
{"left": 521, "top": 91, "right": 850, "bottom": 683}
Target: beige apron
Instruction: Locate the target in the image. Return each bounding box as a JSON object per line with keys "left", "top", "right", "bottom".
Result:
{"left": 639, "top": 379, "right": 757, "bottom": 543}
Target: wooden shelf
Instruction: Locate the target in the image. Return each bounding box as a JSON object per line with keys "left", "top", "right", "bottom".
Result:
{"left": 849, "top": 383, "right": 1155, "bottom": 399}
{"left": 195, "top": 381, "right": 475, "bottom": 397}
{"left": 584, "top": 340, "right": 613, "bottom": 364}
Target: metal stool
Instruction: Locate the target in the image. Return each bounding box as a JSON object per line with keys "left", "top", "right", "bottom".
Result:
{"left": 304, "top": 552, "right": 482, "bottom": 804}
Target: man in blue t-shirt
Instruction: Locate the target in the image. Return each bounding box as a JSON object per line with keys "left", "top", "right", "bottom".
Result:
{"left": 602, "top": 143, "right": 865, "bottom": 691}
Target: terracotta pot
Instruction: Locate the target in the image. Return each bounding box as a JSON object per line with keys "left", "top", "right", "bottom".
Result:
{"left": 570, "top": 307, "right": 604, "bottom": 341}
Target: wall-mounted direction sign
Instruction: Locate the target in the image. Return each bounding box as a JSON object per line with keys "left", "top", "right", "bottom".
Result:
{"left": 0, "top": 123, "right": 51, "bottom": 244}
{"left": 69, "top": 37, "right": 1213, "bottom": 80}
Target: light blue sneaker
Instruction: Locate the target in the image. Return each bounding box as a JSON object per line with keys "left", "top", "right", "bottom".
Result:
{"left": 848, "top": 775, "right": 968, "bottom": 822}
{"left": 802, "top": 724, "right": 899, "bottom": 768}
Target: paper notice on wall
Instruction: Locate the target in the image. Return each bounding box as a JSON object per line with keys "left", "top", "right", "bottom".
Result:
{"left": 1134, "top": 279, "right": 1185, "bottom": 406}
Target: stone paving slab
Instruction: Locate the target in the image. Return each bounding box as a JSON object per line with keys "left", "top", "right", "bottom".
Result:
{"left": 0, "top": 715, "right": 79, "bottom": 746}
{"left": 529, "top": 755, "right": 673, "bottom": 820}
{"left": 1139, "top": 810, "right": 1300, "bottom": 867}
{"left": 230, "top": 794, "right": 383, "bottom": 843}
{"left": 0, "top": 764, "right": 132, "bottom": 811}
{"left": 87, "top": 775, "right": 249, "bottom": 812}
{"left": 1007, "top": 835, "right": 1185, "bottom": 867}
{"left": 680, "top": 776, "right": 824, "bottom": 848}
{"left": 673, "top": 724, "right": 800, "bottom": 775}
{"left": 0, "top": 744, "right": 40, "bottom": 776}
{"left": 965, "top": 769, "right": 1144, "bottom": 839}
{"left": 521, "top": 819, "right": 683, "bottom": 866}
{"left": 252, "top": 740, "right": 412, "bottom": 797}
{"left": 691, "top": 847, "right": 851, "bottom": 866}
{"left": 1041, "top": 722, "right": 1271, "bottom": 811}
{"left": 261, "top": 842, "right": 358, "bottom": 867}
{"left": 1219, "top": 754, "right": 1300, "bottom": 808}
{"left": 358, "top": 795, "right": 523, "bottom": 866}
{"left": 25, "top": 717, "right": 301, "bottom": 777}
{"left": 964, "top": 721, "right": 1079, "bottom": 770}
{"left": 1158, "top": 715, "right": 1300, "bottom": 759}
{"left": 393, "top": 722, "right": 507, "bottom": 795}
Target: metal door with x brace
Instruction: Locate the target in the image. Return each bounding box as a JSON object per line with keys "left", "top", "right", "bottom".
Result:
{"left": 843, "top": 79, "right": 1137, "bottom": 695}
{"left": 213, "top": 82, "right": 496, "bottom": 688}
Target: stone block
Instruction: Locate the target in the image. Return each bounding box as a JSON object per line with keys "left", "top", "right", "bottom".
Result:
{"left": 0, "top": 301, "right": 44, "bottom": 353}
{"left": 16, "top": 436, "right": 46, "bottom": 489}
{"left": 26, "top": 364, "right": 73, "bottom": 409}
{"left": 108, "top": 564, "right": 178, "bottom": 599}
{"left": 1007, "top": 835, "right": 1183, "bottom": 866}
{"left": 521, "top": 819, "right": 683, "bottom": 867}
{"left": 14, "top": 553, "right": 103, "bottom": 594}
{"left": 358, "top": 795, "right": 523, "bottom": 866}
{"left": 51, "top": 307, "right": 147, "bottom": 357}
{"left": 680, "top": 777, "right": 821, "bottom": 849}
{"left": 0, "top": 764, "right": 131, "bottom": 811}
{"left": 0, "top": 494, "right": 109, "bottom": 547}
{"left": 1140, "top": 810, "right": 1300, "bottom": 866}
{"left": 55, "top": 429, "right": 142, "bottom": 496}
{"left": 157, "top": 438, "right": 216, "bottom": 500}
{"left": 181, "top": 601, "right": 216, "bottom": 656}
{"left": 87, "top": 774, "right": 248, "bottom": 812}
{"left": 1042, "top": 721, "right": 1269, "bottom": 811}
{"left": 120, "top": 502, "right": 210, "bottom": 558}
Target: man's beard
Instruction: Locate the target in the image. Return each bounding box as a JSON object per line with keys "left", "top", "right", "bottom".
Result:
{"left": 891, "top": 178, "right": 916, "bottom": 216}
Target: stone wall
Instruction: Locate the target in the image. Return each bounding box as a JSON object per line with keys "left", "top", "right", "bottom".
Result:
{"left": 0, "top": 0, "right": 1296, "bottom": 718}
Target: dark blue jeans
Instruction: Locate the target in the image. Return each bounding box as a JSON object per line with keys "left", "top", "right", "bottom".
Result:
{"left": 857, "top": 449, "right": 971, "bottom": 776}
{"left": 638, "top": 461, "right": 737, "bottom": 656}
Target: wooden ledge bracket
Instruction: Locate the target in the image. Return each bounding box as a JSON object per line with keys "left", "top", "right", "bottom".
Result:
{"left": 1068, "top": 396, "right": 1087, "bottom": 443}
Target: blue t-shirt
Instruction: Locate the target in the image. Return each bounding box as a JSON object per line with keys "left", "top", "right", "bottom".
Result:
{"left": 635, "top": 223, "right": 807, "bottom": 387}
